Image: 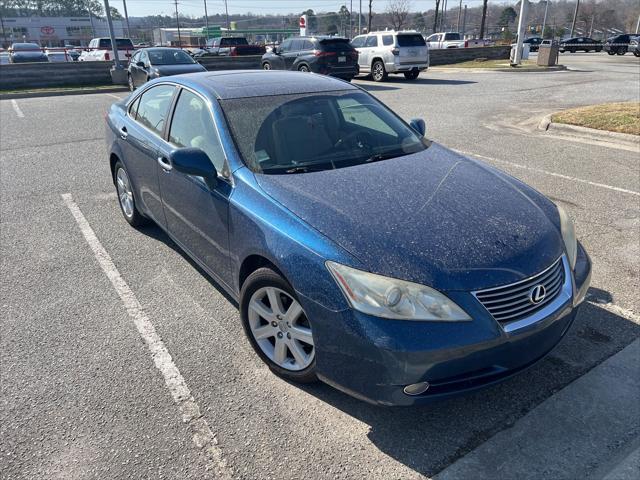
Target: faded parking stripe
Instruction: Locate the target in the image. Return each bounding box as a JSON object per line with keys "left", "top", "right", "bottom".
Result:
{"left": 61, "top": 193, "right": 232, "bottom": 479}
{"left": 11, "top": 100, "right": 24, "bottom": 118}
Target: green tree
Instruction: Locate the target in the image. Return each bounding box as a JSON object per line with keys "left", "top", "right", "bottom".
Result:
{"left": 498, "top": 7, "right": 517, "bottom": 26}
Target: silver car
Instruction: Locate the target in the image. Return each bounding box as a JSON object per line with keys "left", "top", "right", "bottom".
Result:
{"left": 351, "top": 31, "right": 429, "bottom": 82}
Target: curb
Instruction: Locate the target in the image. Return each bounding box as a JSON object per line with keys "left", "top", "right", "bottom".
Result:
{"left": 0, "top": 86, "right": 128, "bottom": 100}
{"left": 542, "top": 120, "right": 639, "bottom": 149}
{"left": 431, "top": 65, "right": 567, "bottom": 73}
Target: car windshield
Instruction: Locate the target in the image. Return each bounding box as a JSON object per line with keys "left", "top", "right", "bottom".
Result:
{"left": 398, "top": 34, "right": 427, "bottom": 46}
{"left": 220, "top": 91, "right": 429, "bottom": 174}
{"left": 12, "top": 43, "right": 40, "bottom": 51}
{"left": 148, "top": 49, "right": 195, "bottom": 65}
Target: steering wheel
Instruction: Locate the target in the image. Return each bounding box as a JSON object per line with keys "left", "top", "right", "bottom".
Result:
{"left": 335, "top": 130, "right": 375, "bottom": 154}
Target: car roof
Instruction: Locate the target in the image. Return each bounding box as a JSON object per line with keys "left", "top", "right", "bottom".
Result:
{"left": 165, "top": 70, "right": 357, "bottom": 100}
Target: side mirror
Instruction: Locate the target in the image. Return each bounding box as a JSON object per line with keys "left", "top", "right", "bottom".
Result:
{"left": 409, "top": 118, "right": 426, "bottom": 137}
{"left": 136, "top": 61, "right": 145, "bottom": 68}
{"left": 170, "top": 148, "right": 218, "bottom": 189}
{"left": 273, "top": 47, "right": 280, "bottom": 55}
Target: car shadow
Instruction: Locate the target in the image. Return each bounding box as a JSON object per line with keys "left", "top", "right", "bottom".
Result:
{"left": 355, "top": 77, "right": 477, "bottom": 91}
{"left": 294, "top": 297, "right": 638, "bottom": 477}
{"left": 135, "top": 222, "right": 239, "bottom": 308}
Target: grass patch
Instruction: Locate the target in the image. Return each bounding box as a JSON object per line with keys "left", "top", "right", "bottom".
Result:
{"left": 0, "top": 84, "right": 126, "bottom": 95}
{"left": 552, "top": 102, "right": 640, "bottom": 136}
{"left": 437, "top": 59, "right": 540, "bottom": 69}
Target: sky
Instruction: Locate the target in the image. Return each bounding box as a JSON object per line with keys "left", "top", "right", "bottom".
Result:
{"left": 120, "top": 0, "right": 493, "bottom": 19}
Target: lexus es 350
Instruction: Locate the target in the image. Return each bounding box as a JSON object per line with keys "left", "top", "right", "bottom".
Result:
{"left": 106, "top": 71, "right": 591, "bottom": 406}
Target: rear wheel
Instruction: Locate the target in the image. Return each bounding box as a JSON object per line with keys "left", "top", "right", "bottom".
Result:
{"left": 607, "top": 50, "right": 615, "bottom": 55}
{"left": 114, "top": 161, "right": 148, "bottom": 227}
{"left": 240, "top": 268, "right": 317, "bottom": 383}
{"left": 298, "top": 64, "right": 310, "bottom": 72}
{"left": 403, "top": 69, "right": 419, "bottom": 80}
{"left": 616, "top": 47, "right": 626, "bottom": 55}
{"left": 634, "top": 50, "right": 640, "bottom": 58}
{"left": 371, "top": 60, "right": 387, "bottom": 82}
{"left": 262, "top": 62, "right": 271, "bottom": 70}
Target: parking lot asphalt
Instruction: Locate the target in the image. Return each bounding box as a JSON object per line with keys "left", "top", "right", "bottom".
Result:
{"left": 1, "top": 52, "right": 639, "bottom": 479}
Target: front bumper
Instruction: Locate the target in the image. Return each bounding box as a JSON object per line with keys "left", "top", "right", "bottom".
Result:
{"left": 300, "top": 243, "right": 591, "bottom": 406}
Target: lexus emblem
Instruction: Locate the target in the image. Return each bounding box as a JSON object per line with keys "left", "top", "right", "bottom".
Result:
{"left": 529, "top": 285, "right": 546, "bottom": 304}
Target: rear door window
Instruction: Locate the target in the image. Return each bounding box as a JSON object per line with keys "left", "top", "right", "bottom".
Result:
{"left": 443, "top": 33, "right": 461, "bottom": 42}
{"left": 302, "top": 40, "right": 315, "bottom": 50}
{"left": 135, "top": 84, "right": 176, "bottom": 136}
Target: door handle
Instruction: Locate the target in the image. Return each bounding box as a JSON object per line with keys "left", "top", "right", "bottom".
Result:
{"left": 120, "top": 126, "right": 128, "bottom": 140}
{"left": 157, "top": 156, "right": 172, "bottom": 171}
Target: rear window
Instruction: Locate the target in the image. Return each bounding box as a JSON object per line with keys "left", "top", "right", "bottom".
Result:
{"left": 397, "top": 34, "right": 426, "bottom": 47}
{"left": 12, "top": 43, "right": 40, "bottom": 50}
{"left": 221, "top": 38, "right": 248, "bottom": 46}
{"left": 98, "top": 38, "right": 134, "bottom": 49}
{"left": 319, "top": 39, "right": 353, "bottom": 51}
{"left": 443, "top": 33, "right": 461, "bottom": 41}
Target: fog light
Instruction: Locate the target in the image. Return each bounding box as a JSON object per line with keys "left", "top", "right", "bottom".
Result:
{"left": 403, "top": 381, "right": 430, "bottom": 396}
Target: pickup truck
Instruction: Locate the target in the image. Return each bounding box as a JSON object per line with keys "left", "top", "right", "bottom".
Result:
{"left": 204, "top": 37, "right": 266, "bottom": 56}
{"left": 425, "top": 32, "right": 485, "bottom": 49}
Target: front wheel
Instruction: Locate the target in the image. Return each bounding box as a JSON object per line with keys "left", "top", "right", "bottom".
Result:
{"left": 616, "top": 48, "right": 626, "bottom": 55}
{"left": 371, "top": 60, "right": 387, "bottom": 82}
{"left": 262, "top": 62, "right": 271, "bottom": 70}
{"left": 240, "top": 268, "right": 317, "bottom": 383}
{"left": 114, "top": 162, "right": 148, "bottom": 227}
{"left": 403, "top": 70, "right": 419, "bottom": 80}
{"left": 298, "top": 64, "right": 310, "bottom": 72}
{"left": 634, "top": 50, "right": 640, "bottom": 58}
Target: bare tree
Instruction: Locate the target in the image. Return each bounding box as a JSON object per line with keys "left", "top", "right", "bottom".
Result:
{"left": 386, "top": 0, "right": 411, "bottom": 30}
{"left": 479, "top": 0, "right": 488, "bottom": 38}
{"left": 368, "top": 0, "right": 373, "bottom": 32}
{"left": 433, "top": 0, "right": 441, "bottom": 32}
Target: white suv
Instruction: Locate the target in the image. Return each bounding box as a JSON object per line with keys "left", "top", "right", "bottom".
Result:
{"left": 351, "top": 31, "right": 429, "bottom": 82}
{"left": 79, "top": 38, "right": 134, "bottom": 62}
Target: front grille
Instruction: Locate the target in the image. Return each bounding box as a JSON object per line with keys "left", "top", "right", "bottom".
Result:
{"left": 474, "top": 257, "right": 564, "bottom": 324}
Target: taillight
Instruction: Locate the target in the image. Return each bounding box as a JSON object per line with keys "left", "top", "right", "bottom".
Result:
{"left": 230, "top": 47, "right": 238, "bottom": 56}
{"left": 314, "top": 50, "right": 336, "bottom": 57}
{"left": 391, "top": 48, "right": 400, "bottom": 56}
{"left": 104, "top": 51, "right": 110, "bottom": 60}
{"left": 464, "top": 40, "right": 469, "bottom": 48}
{"left": 350, "top": 51, "right": 359, "bottom": 60}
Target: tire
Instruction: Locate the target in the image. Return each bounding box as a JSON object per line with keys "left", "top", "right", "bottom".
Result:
{"left": 634, "top": 50, "right": 640, "bottom": 58}
{"left": 240, "top": 267, "right": 317, "bottom": 383}
{"left": 128, "top": 74, "right": 135, "bottom": 92}
{"left": 298, "top": 64, "right": 310, "bottom": 72}
{"left": 403, "top": 69, "right": 419, "bottom": 80}
{"left": 616, "top": 48, "right": 626, "bottom": 55}
{"left": 607, "top": 50, "right": 615, "bottom": 55}
{"left": 371, "top": 59, "right": 387, "bottom": 82}
{"left": 262, "top": 62, "right": 271, "bottom": 70}
{"left": 114, "top": 161, "right": 148, "bottom": 227}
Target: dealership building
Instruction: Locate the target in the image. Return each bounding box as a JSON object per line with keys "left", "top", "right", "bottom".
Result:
{"left": 1, "top": 16, "right": 125, "bottom": 47}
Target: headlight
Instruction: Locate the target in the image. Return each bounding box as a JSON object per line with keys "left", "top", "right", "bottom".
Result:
{"left": 557, "top": 205, "right": 577, "bottom": 269}
{"left": 326, "top": 261, "right": 471, "bottom": 321}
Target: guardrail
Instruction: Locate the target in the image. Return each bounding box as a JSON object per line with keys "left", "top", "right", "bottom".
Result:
{"left": 0, "top": 46, "right": 512, "bottom": 90}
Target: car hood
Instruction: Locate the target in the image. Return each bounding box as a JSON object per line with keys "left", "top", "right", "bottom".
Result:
{"left": 254, "top": 143, "right": 564, "bottom": 291}
{"left": 12, "top": 51, "right": 45, "bottom": 58}
{"left": 154, "top": 64, "right": 206, "bottom": 76}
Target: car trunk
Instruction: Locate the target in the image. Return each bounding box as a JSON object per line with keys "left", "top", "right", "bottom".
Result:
{"left": 397, "top": 34, "right": 428, "bottom": 64}
{"left": 318, "top": 39, "right": 358, "bottom": 69}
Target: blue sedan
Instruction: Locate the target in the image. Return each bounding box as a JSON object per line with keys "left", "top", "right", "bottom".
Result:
{"left": 106, "top": 71, "right": 591, "bottom": 406}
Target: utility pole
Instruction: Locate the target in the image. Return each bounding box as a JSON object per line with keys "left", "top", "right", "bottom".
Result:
{"left": 457, "top": 0, "right": 462, "bottom": 32}
{"left": 442, "top": 0, "right": 448, "bottom": 31}
{"left": 368, "top": 0, "right": 372, "bottom": 33}
{"left": 122, "top": 0, "right": 131, "bottom": 38}
{"left": 462, "top": 4, "right": 467, "bottom": 36}
{"left": 350, "top": 0, "right": 353, "bottom": 38}
{"left": 103, "top": 0, "right": 125, "bottom": 83}
{"left": 570, "top": 0, "right": 580, "bottom": 38}
{"left": 203, "top": 0, "right": 209, "bottom": 41}
{"left": 635, "top": 13, "right": 639, "bottom": 34}
{"left": 513, "top": 0, "right": 528, "bottom": 65}
{"left": 224, "top": 0, "right": 230, "bottom": 30}
{"left": 541, "top": 0, "right": 549, "bottom": 39}
{"left": 174, "top": 0, "right": 182, "bottom": 46}
{"left": 359, "top": 0, "right": 362, "bottom": 34}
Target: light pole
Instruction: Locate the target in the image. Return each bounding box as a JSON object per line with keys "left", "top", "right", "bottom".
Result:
{"left": 359, "top": 0, "right": 362, "bottom": 34}
{"left": 457, "top": 0, "right": 462, "bottom": 33}
{"left": 174, "top": 0, "right": 181, "bottom": 46}
{"left": 122, "top": 0, "right": 131, "bottom": 38}
{"left": 513, "top": 0, "right": 528, "bottom": 65}
{"left": 103, "top": 0, "right": 126, "bottom": 84}
{"left": 203, "top": 0, "right": 209, "bottom": 42}
{"left": 224, "top": 0, "right": 230, "bottom": 30}
{"left": 541, "top": 0, "right": 549, "bottom": 39}
{"left": 570, "top": 0, "right": 580, "bottom": 38}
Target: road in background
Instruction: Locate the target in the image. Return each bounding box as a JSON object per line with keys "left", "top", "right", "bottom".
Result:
{"left": 1, "top": 52, "right": 638, "bottom": 479}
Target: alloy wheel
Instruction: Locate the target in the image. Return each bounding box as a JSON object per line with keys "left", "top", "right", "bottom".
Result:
{"left": 248, "top": 286, "right": 314, "bottom": 371}
{"left": 263, "top": 62, "right": 271, "bottom": 70}
{"left": 299, "top": 65, "right": 309, "bottom": 72}
{"left": 372, "top": 61, "right": 385, "bottom": 82}
{"left": 116, "top": 168, "right": 134, "bottom": 219}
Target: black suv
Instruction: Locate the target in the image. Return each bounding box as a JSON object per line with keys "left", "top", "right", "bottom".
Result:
{"left": 604, "top": 34, "right": 631, "bottom": 55}
{"left": 261, "top": 36, "right": 359, "bottom": 81}
{"left": 523, "top": 37, "right": 543, "bottom": 52}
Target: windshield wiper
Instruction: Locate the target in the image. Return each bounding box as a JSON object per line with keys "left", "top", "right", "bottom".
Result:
{"left": 365, "top": 152, "right": 402, "bottom": 163}
{"left": 284, "top": 165, "right": 332, "bottom": 174}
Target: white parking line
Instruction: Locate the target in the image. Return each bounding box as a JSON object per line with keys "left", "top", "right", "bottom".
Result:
{"left": 106, "top": 93, "right": 123, "bottom": 100}
{"left": 456, "top": 150, "right": 640, "bottom": 197}
{"left": 61, "top": 193, "right": 232, "bottom": 479}
{"left": 11, "top": 100, "right": 24, "bottom": 118}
